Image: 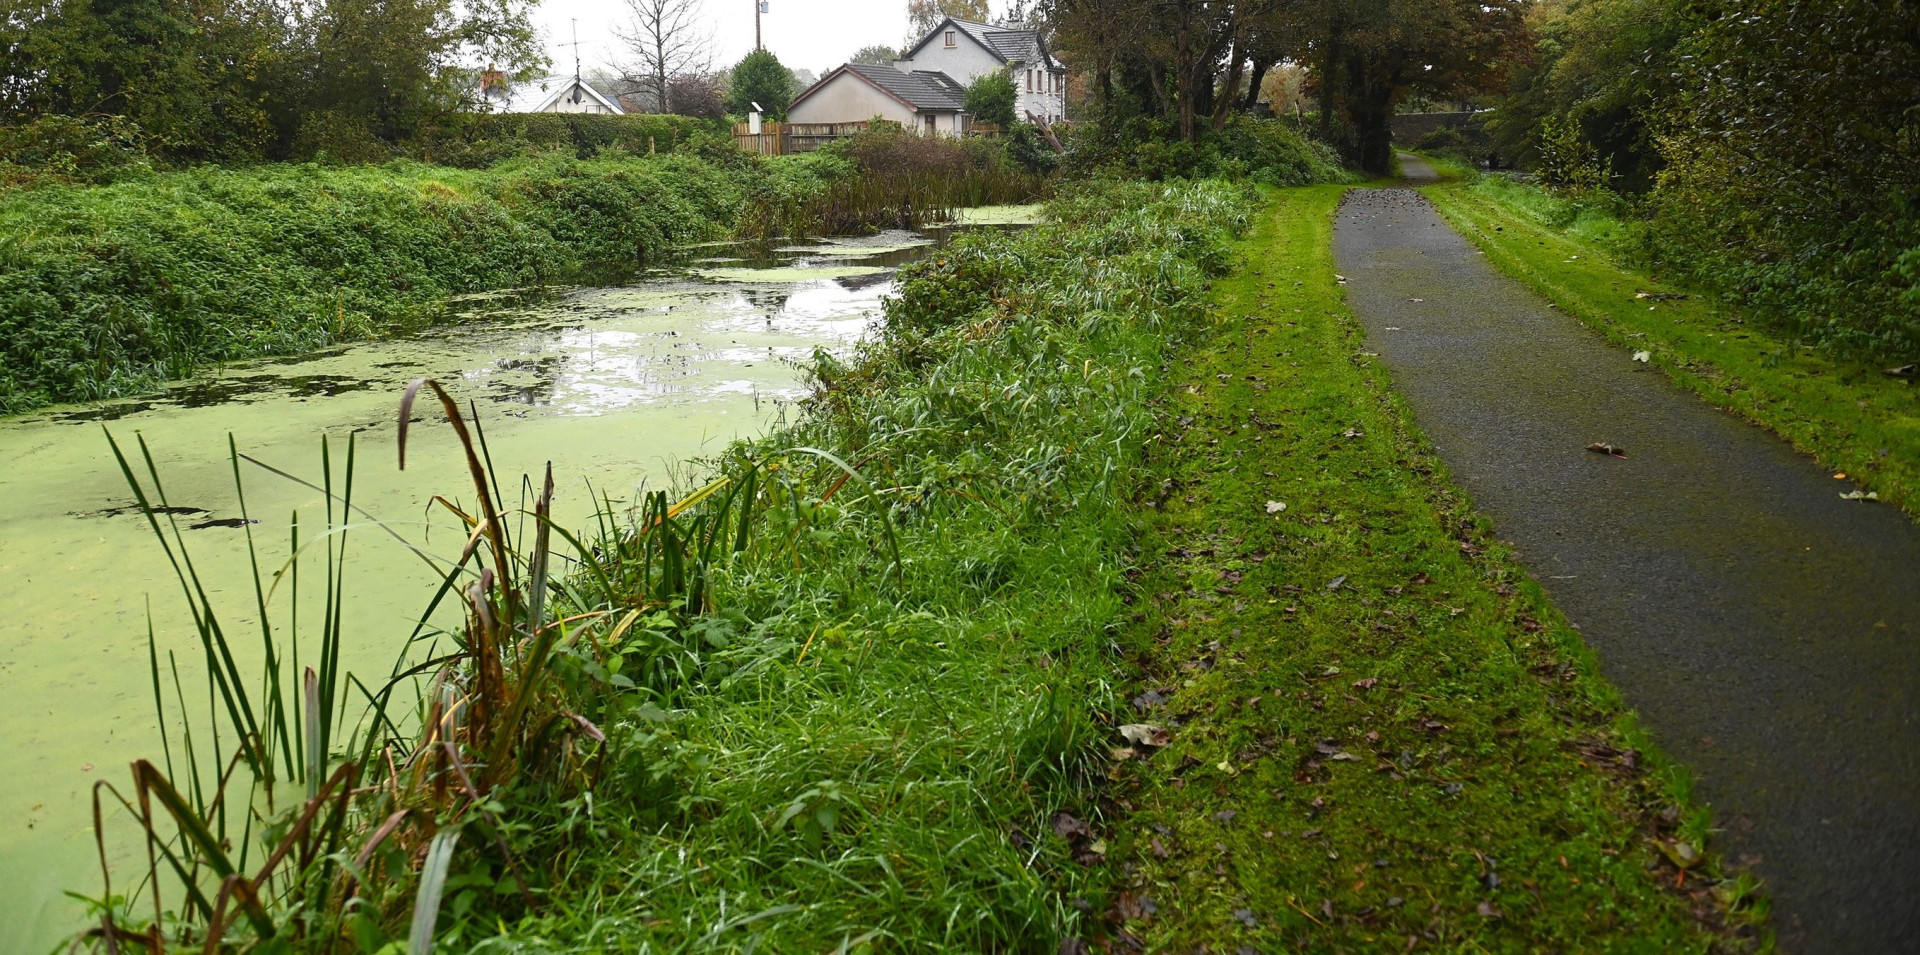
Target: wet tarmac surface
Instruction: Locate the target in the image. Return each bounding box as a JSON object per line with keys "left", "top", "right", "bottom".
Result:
{"left": 1332, "top": 157, "right": 1920, "bottom": 952}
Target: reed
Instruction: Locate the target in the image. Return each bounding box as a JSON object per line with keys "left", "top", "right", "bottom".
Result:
{"left": 75, "top": 178, "right": 1256, "bottom": 950}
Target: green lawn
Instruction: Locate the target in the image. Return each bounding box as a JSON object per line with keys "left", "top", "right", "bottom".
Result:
{"left": 1422, "top": 175, "right": 1920, "bottom": 516}
{"left": 1099, "top": 185, "right": 1764, "bottom": 950}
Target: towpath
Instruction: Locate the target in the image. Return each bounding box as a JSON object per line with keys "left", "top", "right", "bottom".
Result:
{"left": 1331, "top": 155, "right": 1920, "bottom": 952}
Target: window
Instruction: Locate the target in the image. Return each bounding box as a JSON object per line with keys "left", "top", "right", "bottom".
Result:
{"left": 944, "top": 30, "right": 956, "bottom": 47}
{"left": 1026, "top": 70, "right": 1034, "bottom": 92}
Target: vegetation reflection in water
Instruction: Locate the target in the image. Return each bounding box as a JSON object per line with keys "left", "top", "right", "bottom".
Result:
{"left": 0, "top": 222, "right": 1024, "bottom": 951}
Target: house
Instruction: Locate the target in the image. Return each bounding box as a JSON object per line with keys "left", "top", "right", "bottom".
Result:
{"left": 479, "top": 72, "right": 624, "bottom": 114}
{"left": 787, "top": 62, "right": 967, "bottom": 134}
{"left": 787, "top": 18, "right": 1065, "bottom": 132}
{"left": 896, "top": 18, "right": 1066, "bottom": 124}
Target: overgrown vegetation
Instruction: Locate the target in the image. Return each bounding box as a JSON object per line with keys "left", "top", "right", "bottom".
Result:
{"left": 1065, "top": 116, "right": 1353, "bottom": 187}
{"left": 1491, "top": 0, "right": 1919, "bottom": 361}
{"left": 0, "top": 122, "right": 1050, "bottom": 415}
{"left": 1101, "top": 184, "right": 1764, "bottom": 949}
{"left": 79, "top": 178, "right": 1257, "bottom": 951}
{"left": 0, "top": 149, "right": 819, "bottom": 413}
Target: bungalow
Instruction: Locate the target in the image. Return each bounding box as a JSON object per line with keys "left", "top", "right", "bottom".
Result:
{"left": 479, "top": 72, "right": 624, "bottom": 114}
{"left": 788, "top": 18, "right": 1065, "bottom": 131}
{"left": 787, "top": 62, "right": 967, "bottom": 135}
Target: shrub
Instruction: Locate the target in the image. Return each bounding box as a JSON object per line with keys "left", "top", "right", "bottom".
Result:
{"left": 1063, "top": 115, "right": 1351, "bottom": 187}
{"left": 964, "top": 69, "right": 1017, "bottom": 128}
{"left": 0, "top": 115, "right": 152, "bottom": 188}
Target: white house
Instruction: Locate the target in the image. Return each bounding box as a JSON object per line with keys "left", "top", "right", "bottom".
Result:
{"left": 479, "top": 72, "right": 624, "bottom": 114}
{"left": 895, "top": 18, "right": 1066, "bottom": 124}
{"left": 788, "top": 18, "right": 1065, "bottom": 131}
{"left": 788, "top": 63, "right": 968, "bottom": 135}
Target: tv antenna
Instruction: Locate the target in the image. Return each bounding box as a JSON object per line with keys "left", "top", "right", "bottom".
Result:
{"left": 562, "top": 19, "right": 585, "bottom": 103}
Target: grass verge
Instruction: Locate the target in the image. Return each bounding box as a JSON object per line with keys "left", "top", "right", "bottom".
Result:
{"left": 1095, "top": 185, "right": 1766, "bottom": 950}
{"left": 81, "top": 179, "right": 1256, "bottom": 951}
{"left": 1420, "top": 175, "right": 1919, "bottom": 517}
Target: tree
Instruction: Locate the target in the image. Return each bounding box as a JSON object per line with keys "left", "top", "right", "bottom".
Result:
{"left": 725, "top": 48, "right": 794, "bottom": 119}
{"left": 617, "top": 0, "right": 713, "bottom": 114}
{"left": 850, "top": 44, "right": 898, "bottom": 65}
{"left": 906, "top": 0, "right": 991, "bottom": 38}
{"left": 667, "top": 72, "right": 726, "bottom": 117}
{"left": 964, "top": 69, "right": 1016, "bottom": 127}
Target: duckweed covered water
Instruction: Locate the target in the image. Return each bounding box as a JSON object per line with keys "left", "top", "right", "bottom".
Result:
{"left": 0, "top": 226, "right": 969, "bottom": 951}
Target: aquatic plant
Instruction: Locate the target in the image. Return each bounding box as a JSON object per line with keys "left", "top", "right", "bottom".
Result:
{"left": 75, "top": 178, "right": 1255, "bottom": 950}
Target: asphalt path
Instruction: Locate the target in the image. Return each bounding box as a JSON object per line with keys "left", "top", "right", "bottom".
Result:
{"left": 1330, "top": 155, "right": 1920, "bottom": 952}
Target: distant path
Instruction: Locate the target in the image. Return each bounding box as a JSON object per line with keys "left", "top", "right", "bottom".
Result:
{"left": 1331, "top": 154, "right": 1920, "bottom": 952}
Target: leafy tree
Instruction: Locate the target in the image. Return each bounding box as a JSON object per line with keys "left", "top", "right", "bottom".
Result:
{"left": 906, "top": 0, "right": 991, "bottom": 38}
{"left": 964, "top": 69, "right": 1016, "bottom": 127}
{"left": 850, "top": 44, "right": 898, "bottom": 65}
{"left": 1488, "top": 0, "right": 1684, "bottom": 191}
{"left": 725, "top": 48, "right": 794, "bottom": 119}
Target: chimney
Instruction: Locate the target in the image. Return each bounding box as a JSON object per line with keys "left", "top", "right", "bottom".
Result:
{"left": 481, "top": 63, "right": 506, "bottom": 93}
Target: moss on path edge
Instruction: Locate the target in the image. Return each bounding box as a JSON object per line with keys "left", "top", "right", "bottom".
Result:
{"left": 1091, "top": 186, "right": 1765, "bottom": 951}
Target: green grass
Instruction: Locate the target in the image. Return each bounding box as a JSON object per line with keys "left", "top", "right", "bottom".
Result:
{"left": 1421, "top": 175, "right": 1920, "bottom": 516}
{"left": 1100, "top": 185, "right": 1766, "bottom": 950}
{"left": 80, "top": 179, "right": 1259, "bottom": 952}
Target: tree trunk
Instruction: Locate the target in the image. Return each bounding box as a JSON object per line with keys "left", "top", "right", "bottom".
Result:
{"left": 1317, "top": 23, "right": 1341, "bottom": 140}
{"left": 1242, "top": 56, "right": 1272, "bottom": 111}
{"left": 1344, "top": 55, "right": 1395, "bottom": 174}
{"left": 1210, "top": 29, "right": 1244, "bottom": 132}
{"left": 1176, "top": 0, "right": 1195, "bottom": 141}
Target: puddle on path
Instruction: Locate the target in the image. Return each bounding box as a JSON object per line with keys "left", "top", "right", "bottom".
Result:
{"left": 0, "top": 224, "right": 976, "bottom": 951}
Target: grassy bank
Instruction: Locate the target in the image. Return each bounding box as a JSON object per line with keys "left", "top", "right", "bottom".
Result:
{"left": 0, "top": 137, "right": 1045, "bottom": 416}
{"left": 84, "top": 179, "right": 1253, "bottom": 950}
{"left": 1099, "top": 185, "right": 1763, "bottom": 949}
{"left": 1421, "top": 174, "right": 1920, "bottom": 516}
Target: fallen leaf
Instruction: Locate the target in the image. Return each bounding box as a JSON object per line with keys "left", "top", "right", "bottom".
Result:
{"left": 1656, "top": 840, "right": 1703, "bottom": 870}
{"left": 1477, "top": 901, "right": 1502, "bottom": 918}
{"left": 1886, "top": 364, "right": 1915, "bottom": 378}
{"left": 1352, "top": 677, "right": 1379, "bottom": 689}
{"left": 1265, "top": 500, "right": 1287, "bottom": 514}
{"left": 1834, "top": 472, "right": 1847, "bottom": 479}
{"left": 1632, "top": 350, "right": 1651, "bottom": 362}
{"left": 1585, "top": 442, "right": 1627, "bottom": 458}
{"left": 1326, "top": 575, "right": 1348, "bottom": 591}
{"left": 1840, "top": 490, "right": 1881, "bottom": 501}
{"left": 1407, "top": 298, "right": 1424, "bottom": 303}
{"left": 1212, "top": 809, "right": 1238, "bottom": 824}
{"left": 1120, "top": 723, "right": 1172, "bottom": 747}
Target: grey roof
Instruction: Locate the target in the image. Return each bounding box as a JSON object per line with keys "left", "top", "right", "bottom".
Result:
{"left": 932, "top": 18, "right": 1057, "bottom": 68}
{"left": 838, "top": 63, "right": 966, "bottom": 112}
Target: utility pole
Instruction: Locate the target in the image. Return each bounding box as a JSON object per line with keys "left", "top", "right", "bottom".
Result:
{"left": 755, "top": 0, "right": 764, "bottom": 51}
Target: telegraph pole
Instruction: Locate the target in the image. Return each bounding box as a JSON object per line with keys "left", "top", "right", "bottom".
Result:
{"left": 754, "top": 0, "right": 763, "bottom": 51}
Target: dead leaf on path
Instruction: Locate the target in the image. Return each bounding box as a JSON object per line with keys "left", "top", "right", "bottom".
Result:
{"left": 1120, "top": 723, "right": 1172, "bottom": 747}
{"left": 1586, "top": 442, "right": 1627, "bottom": 458}
{"left": 1657, "top": 839, "right": 1704, "bottom": 870}
{"left": 1266, "top": 500, "right": 1288, "bottom": 514}
{"left": 1407, "top": 298, "right": 1424, "bottom": 303}
{"left": 1632, "top": 350, "right": 1651, "bottom": 363}
{"left": 1840, "top": 490, "right": 1880, "bottom": 502}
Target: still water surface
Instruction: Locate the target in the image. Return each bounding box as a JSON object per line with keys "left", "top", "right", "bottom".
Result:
{"left": 0, "top": 220, "right": 1019, "bottom": 950}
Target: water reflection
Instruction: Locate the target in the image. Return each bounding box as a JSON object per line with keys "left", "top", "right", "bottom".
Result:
{"left": 0, "top": 227, "right": 945, "bottom": 952}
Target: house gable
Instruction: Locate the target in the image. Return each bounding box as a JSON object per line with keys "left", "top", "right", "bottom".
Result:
{"left": 899, "top": 17, "right": 1007, "bottom": 66}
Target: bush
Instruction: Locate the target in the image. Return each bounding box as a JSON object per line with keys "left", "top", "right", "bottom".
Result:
{"left": 1062, "top": 115, "right": 1350, "bottom": 186}
{"left": 0, "top": 150, "right": 832, "bottom": 413}
{"left": 408, "top": 112, "right": 724, "bottom": 168}
{"left": 964, "top": 70, "right": 1017, "bottom": 128}
{"left": 0, "top": 115, "right": 152, "bottom": 188}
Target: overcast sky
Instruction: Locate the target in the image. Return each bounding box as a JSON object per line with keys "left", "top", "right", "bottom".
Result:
{"left": 531, "top": 0, "right": 1012, "bottom": 82}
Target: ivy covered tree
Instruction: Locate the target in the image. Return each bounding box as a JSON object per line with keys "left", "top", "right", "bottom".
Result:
{"left": 724, "top": 48, "right": 794, "bottom": 120}
{"left": 964, "top": 69, "right": 1016, "bottom": 127}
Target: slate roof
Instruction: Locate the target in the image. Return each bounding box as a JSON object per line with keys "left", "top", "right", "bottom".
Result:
{"left": 916, "top": 18, "right": 1059, "bottom": 69}
{"left": 836, "top": 63, "right": 967, "bottom": 112}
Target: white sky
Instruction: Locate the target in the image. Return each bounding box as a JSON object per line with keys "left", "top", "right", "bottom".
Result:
{"left": 531, "top": 0, "right": 1012, "bottom": 82}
